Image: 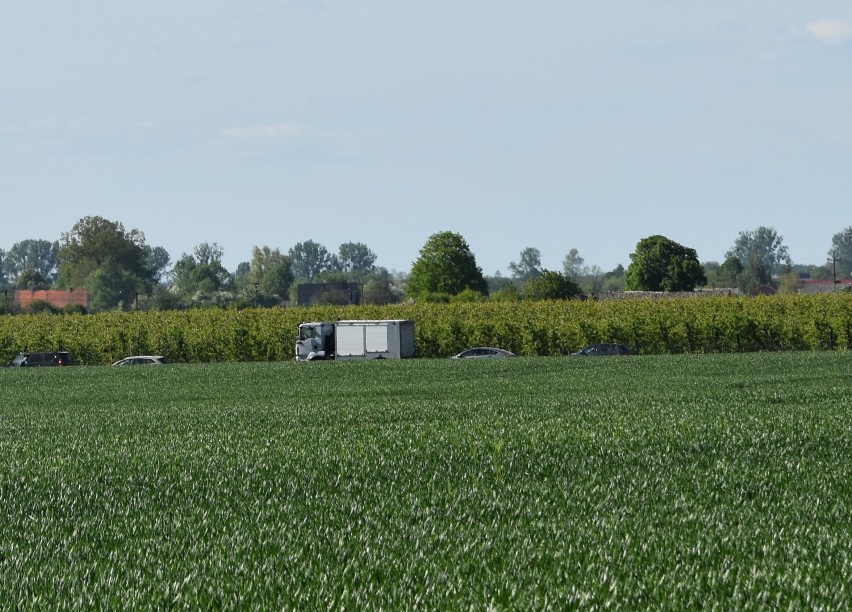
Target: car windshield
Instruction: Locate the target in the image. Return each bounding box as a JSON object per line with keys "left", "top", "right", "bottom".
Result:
{"left": 299, "top": 327, "right": 318, "bottom": 341}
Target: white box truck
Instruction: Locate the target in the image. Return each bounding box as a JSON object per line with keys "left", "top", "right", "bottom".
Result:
{"left": 296, "top": 320, "right": 415, "bottom": 361}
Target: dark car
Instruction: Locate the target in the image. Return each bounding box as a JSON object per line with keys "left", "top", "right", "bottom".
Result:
{"left": 112, "top": 355, "right": 168, "bottom": 366}
{"left": 451, "top": 347, "right": 516, "bottom": 359}
{"left": 569, "top": 343, "right": 632, "bottom": 356}
{"left": 8, "top": 351, "right": 72, "bottom": 367}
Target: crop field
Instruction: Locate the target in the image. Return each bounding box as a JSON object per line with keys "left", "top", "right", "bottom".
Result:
{"left": 1, "top": 352, "right": 851, "bottom": 608}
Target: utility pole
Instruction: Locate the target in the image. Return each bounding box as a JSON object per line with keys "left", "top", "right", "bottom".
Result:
{"left": 828, "top": 252, "right": 842, "bottom": 291}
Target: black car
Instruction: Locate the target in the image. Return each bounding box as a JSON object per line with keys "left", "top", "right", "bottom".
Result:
{"left": 8, "top": 351, "right": 72, "bottom": 367}
{"left": 569, "top": 343, "right": 632, "bottom": 356}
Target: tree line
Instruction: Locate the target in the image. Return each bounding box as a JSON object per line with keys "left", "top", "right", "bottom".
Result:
{"left": 1, "top": 216, "right": 851, "bottom": 313}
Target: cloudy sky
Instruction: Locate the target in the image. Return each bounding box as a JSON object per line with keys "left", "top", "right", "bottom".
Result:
{"left": 2, "top": 1, "right": 851, "bottom": 276}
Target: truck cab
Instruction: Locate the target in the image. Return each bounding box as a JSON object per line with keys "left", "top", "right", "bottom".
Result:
{"left": 296, "top": 322, "right": 336, "bottom": 361}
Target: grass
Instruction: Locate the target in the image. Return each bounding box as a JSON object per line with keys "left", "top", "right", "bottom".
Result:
{"left": 1, "top": 352, "right": 851, "bottom": 608}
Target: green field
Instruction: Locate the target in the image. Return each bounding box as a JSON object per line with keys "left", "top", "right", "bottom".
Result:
{"left": 2, "top": 353, "right": 851, "bottom": 608}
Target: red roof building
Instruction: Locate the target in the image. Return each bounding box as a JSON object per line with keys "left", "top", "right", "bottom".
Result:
{"left": 15, "top": 289, "right": 90, "bottom": 311}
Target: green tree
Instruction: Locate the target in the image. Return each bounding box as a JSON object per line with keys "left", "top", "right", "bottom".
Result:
{"left": 14, "top": 268, "right": 51, "bottom": 290}
{"left": 829, "top": 227, "right": 852, "bottom": 279}
{"left": 716, "top": 256, "right": 744, "bottom": 288}
{"left": 192, "top": 242, "right": 225, "bottom": 266}
{"left": 55, "top": 216, "right": 158, "bottom": 311}
{"left": 336, "top": 242, "right": 377, "bottom": 274}
{"left": 725, "top": 226, "right": 790, "bottom": 274}
{"left": 248, "top": 246, "right": 294, "bottom": 301}
{"left": 88, "top": 257, "right": 140, "bottom": 311}
{"left": 3, "top": 239, "right": 59, "bottom": 285}
{"left": 509, "top": 247, "right": 542, "bottom": 282}
{"left": 625, "top": 235, "right": 707, "bottom": 291}
{"left": 171, "top": 245, "right": 232, "bottom": 299}
{"left": 363, "top": 276, "right": 395, "bottom": 305}
{"left": 562, "top": 248, "right": 585, "bottom": 280}
{"left": 0, "top": 248, "right": 7, "bottom": 289}
{"left": 522, "top": 270, "right": 582, "bottom": 300}
{"left": 145, "top": 246, "right": 171, "bottom": 285}
{"left": 407, "top": 231, "right": 488, "bottom": 299}
{"left": 737, "top": 253, "right": 771, "bottom": 295}
{"left": 289, "top": 240, "right": 334, "bottom": 280}
{"left": 600, "top": 265, "right": 626, "bottom": 292}
{"left": 486, "top": 271, "right": 513, "bottom": 295}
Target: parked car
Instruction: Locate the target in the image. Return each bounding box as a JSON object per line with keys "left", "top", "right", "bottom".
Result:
{"left": 112, "top": 355, "right": 168, "bottom": 366}
{"left": 7, "top": 351, "right": 72, "bottom": 367}
{"left": 569, "top": 343, "right": 632, "bottom": 356}
{"left": 451, "top": 347, "right": 516, "bottom": 359}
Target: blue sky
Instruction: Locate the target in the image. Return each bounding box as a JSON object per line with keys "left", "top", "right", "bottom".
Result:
{"left": 2, "top": 1, "right": 851, "bottom": 276}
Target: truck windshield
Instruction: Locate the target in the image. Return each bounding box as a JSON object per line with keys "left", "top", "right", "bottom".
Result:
{"left": 299, "top": 327, "right": 317, "bottom": 341}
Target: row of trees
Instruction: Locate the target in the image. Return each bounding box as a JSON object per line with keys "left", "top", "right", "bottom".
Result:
{"left": 0, "top": 217, "right": 402, "bottom": 313}
{"left": 405, "top": 226, "right": 852, "bottom": 302}
{"left": 2, "top": 217, "right": 851, "bottom": 313}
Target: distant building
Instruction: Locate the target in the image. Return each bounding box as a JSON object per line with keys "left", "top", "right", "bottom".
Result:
{"left": 752, "top": 284, "right": 777, "bottom": 296}
{"left": 296, "top": 283, "right": 362, "bottom": 307}
{"left": 14, "top": 289, "right": 90, "bottom": 312}
{"left": 798, "top": 279, "right": 852, "bottom": 294}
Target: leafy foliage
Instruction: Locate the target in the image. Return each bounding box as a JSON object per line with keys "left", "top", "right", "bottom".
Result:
{"left": 55, "top": 217, "right": 160, "bottom": 311}
{"left": 2, "top": 294, "right": 851, "bottom": 364}
{"left": 336, "top": 242, "right": 377, "bottom": 274}
{"left": 248, "top": 246, "right": 294, "bottom": 301}
{"left": 726, "top": 226, "right": 790, "bottom": 274}
{"left": 289, "top": 240, "right": 335, "bottom": 280}
{"left": 521, "top": 269, "right": 581, "bottom": 300}
{"left": 170, "top": 243, "right": 233, "bottom": 304}
{"left": 508, "top": 247, "right": 542, "bottom": 282}
{"left": 407, "top": 231, "right": 488, "bottom": 299}
{"left": 2, "top": 239, "right": 59, "bottom": 285}
{"left": 829, "top": 226, "right": 852, "bottom": 279}
{"left": 625, "top": 235, "right": 707, "bottom": 291}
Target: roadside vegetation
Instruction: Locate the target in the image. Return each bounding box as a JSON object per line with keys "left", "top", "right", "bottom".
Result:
{"left": 1, "top": 353, "right": 850, "bottom": 607}
{"left": 2, "top": 293, "right": 852, "bottom": 365}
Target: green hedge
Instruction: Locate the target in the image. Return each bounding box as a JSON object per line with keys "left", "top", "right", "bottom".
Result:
{"left": 2, "top": 294, "right": 851, "bottom": 365}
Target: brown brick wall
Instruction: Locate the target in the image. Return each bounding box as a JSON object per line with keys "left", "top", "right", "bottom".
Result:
{"left": 15, "top": 289, "right": 90, "bottom": 311}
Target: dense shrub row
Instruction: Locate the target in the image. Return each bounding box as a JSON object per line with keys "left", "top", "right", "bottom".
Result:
{"left": 1, "top": 294, "right": 851, "bottom": 364}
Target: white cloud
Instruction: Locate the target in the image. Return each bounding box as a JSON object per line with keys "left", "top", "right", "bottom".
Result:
{"left": 223, "top": 122, "right": 308, "bottom": 142}
{"left": 806, "top": 20, "right": 852, "bottom": 44}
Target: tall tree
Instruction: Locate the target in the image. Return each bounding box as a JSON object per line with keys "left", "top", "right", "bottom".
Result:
{"left": 337, "top": 242, "right": 377, "bottom": 274}
{"left": 522, "top": 270, "right": 581, "bottom": 300}
{"left": 625, "top": 235, "right": 707, "bottom": 291}
{"left": 717, "top": 256, "right": 744, "bottom": 288}
{"left": 14, "top": 268, "right": 51, "bottom": 290}
{"left": 55, "top": 216, "right": 157, "bottom": 310}
{"left": 289, "top": 240, "right": 334, "bottom": 280}
{"left": 145, "top": 245, "right": 171, "bottom": 285}
{"left": 829, "top": 226, "right": 852, "bottom": 279}
{"left": 248, "top": 246, "right": 294, "bottom": 300}
{"left": 562, "top": 248, "right": 585, "bottom": 280}
{"left": 2, "top": 239, "right": 59, "bottom": 285}
{"left": 509, "top": 247, "right": 542, "bottom": 282}
{"left": 192, "top": 242, "right": 225, "bottom": 266}
{"left": 171, "top": 245, "right": 232, "bottom": 298}
{"left": 0, "top": 248, "right": 6, "bottom": 288}
{"left": 737, "top": 253, "right": 771, "bottom": 294}
{"left": 88, "top": 257, "right": 141, "bottom": 311}
{"left": 407, "top": 231, "right": 488, "bottom": 299}
{"left": 725, "top": 226, "right": 790, "bottom": 274}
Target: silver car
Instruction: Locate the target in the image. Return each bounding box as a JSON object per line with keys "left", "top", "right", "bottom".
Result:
{"left": 451, "top": 347, "right": 516, "bottom": 359}
{"left": 112, "top": 355, "right": 168, "bottom": 366}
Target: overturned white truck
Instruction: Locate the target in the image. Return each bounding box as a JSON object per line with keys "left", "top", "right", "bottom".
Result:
{"left": 296, "top": 319, "right": 415, "bottom": 361}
